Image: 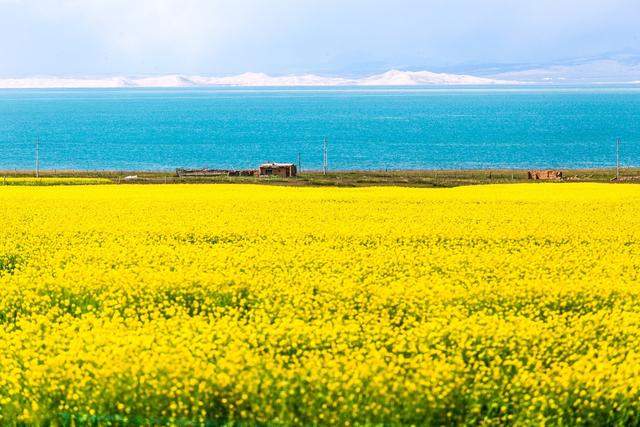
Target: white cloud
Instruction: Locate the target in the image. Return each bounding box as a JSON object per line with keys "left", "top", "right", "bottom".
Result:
{"left": 17, "top": 0, "right": 259, "bottom": 71}
{"left": 1, "top": 0, "right": 639, "bottom": 76}
{"left": 46, "top": 2, "right": 212, "bottom": 44}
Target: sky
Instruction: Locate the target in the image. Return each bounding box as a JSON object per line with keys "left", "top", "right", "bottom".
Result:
{"left": 1, "top": 0, "right": 639, "bottom": 77}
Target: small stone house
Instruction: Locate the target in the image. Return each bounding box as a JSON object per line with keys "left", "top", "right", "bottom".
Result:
{"left": 527, "top": 170, "right": 563, "bottom": 180}
{"left": 258, "top": 163, "right": 297, "bottom": 178}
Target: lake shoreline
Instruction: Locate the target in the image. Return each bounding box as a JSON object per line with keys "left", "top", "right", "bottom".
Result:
{"left": 2, "top": 168, "right": 639, "bottom": 187}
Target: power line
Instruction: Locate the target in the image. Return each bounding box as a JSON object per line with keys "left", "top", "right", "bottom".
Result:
{"left": 616, "top": 138, "right": 621, "bottom": 181}
{"left": 322, "top": 137, "right": 328, "bottom": 175}
{"left": 35, "top": 137, "right": 40, "bottom": 178}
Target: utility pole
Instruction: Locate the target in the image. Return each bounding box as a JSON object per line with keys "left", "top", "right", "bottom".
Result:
{"left": 297, "top": 152, "right": 301, "bottom": 174}
{"left": 35, "top": 137, "right": 40, "bottom": 178}
{"left": 616, "top": 138, "right": 621, "bottom": 181}
{"left": 322, "top": 137, "right": 328, "bottom": 175}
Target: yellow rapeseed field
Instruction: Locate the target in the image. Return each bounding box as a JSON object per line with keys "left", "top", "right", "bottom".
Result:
{"left": 1, "top": 177, "right": 111, "bottom": 186}
{"left": 1, "top": 183, "right": 640, "bottom": 425}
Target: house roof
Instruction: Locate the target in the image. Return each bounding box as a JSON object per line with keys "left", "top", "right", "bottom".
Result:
{"left": 259, "top": 162, "right": 295, "bottom": 168}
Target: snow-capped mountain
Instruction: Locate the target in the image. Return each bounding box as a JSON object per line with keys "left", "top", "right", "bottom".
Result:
{"left": 0, "top": 76, "right": 134, "bottom": 89}
{"left": 357, "top": 69, "right": 514, "bottom": 85}
{"left": 194, "top": 72, "right": 353, "bottom": 86}
{"left": 0, "top": 70, "right": 518, "bottom": 89}
{"left": 485, "top": 54, "right": 640, "bottom": 83}
{"left": 134, "top": 74, "right": 195, "bottom": 87}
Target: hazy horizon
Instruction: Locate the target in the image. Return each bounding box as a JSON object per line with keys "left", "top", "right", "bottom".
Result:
{"left": 1, "top": 0, "right": 639, "bottom": 80}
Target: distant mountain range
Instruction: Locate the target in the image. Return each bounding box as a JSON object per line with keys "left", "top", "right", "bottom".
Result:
{"left": 2, "top": 55, "right": 640, "bottom": 88}
{"left": 478, "top": 53, "right": 640, "bottom": 83}
{"left": 0, "top": 70, "right": 515, "bottom": 88}
{"left": 491, "top": 63, "right": 640, "bottom": 83}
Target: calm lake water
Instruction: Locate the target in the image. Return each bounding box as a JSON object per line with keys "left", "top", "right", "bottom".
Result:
{"left": 0, "top": 86, "right": 639, "bottom": 171}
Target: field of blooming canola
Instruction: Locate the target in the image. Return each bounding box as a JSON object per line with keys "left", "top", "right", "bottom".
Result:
{"left": 1, "top": 183, "right": 640, "bottom": 425}
{"left": 1, "top": 177, "right": 112, "bottom": 186}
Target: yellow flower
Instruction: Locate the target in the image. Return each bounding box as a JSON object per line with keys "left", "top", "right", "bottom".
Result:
{"left": 1, "top": 183, "right": 640, "bottom": 424}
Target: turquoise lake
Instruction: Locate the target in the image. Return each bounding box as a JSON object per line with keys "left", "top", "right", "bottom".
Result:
{"left": 0, "top": 86, "right": 638, "bottom": 170}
